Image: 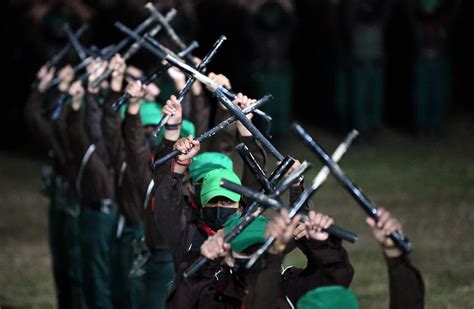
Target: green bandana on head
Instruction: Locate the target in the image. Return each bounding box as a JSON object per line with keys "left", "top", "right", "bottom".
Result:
{"left": 200, "top": 169, "right": 241, "bottom": 207}
{"left": 224, "top": 214, "right": 268, "bottom": 253}
{"left": 297, "top": 286, "right": 359, "bottom": 309}
{"left": 189, "top": 152, "right": 234, "bottom": 182}
{"left": 139, "top": 100, "right": 162, "bottom": 127}
{"left": 119, "top": 100, "right": 162, "bottom": 125}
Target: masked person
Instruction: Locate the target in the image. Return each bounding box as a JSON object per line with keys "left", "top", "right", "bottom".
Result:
{"left": 412, "top": 0, "right": 452, "bottom": 138}
{"left": 25, "top": 63, "right": 86, "bottom": 308}
{"left": 342, "top": 0, "right": 393, "bottom": 140}
{"left": 180, "top": 152, "right": 235, "bottom": 230}
{"left": 151, "top": 94, "right": 263, "bottom": 271}
{"left": 166, "top": 211, "right": 280, "bottom": 308}
{"left": 171, "top": 206, "right": 352, "bottom": 308}
{"left": 152, "top": 92, "right": 267, "bottom": 268}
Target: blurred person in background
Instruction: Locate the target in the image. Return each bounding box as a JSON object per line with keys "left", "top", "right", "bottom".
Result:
{"left": 251, "top": 0, "right": 295, "bottom": 138}
{"left": 411, "top": 0, "right": 457, "bottom": 139}
{"left": 349, "top": 0, "right": 392, "bottom": 141}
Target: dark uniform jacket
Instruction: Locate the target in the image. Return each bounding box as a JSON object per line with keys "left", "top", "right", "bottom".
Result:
{"left": 386, "top": 254, "right": 425, "bottom": 309}
{"left": 24, "top": 90, "right": 75, "bottom": 182}
{"left": 119, "top": 107, "right": 173, "bottom": 249}
{"left": 66, "top": 94, "right": 115, "bottom": 202}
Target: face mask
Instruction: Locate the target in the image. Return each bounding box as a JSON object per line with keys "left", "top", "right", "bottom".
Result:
{"left": 145, "top": 132, "right": 158, "bottom": 152}
{"left": 201, "top": 206, "right": 237, "bottom": 231}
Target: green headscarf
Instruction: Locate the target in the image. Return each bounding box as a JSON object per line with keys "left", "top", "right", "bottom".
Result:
{"left": 189, "top": 152, "right": 233, "bottom": 182}
{"left": 224, "top": 214, "right": 268, "bottom": 253}
{"left": 200, "top": 169, "right": 241, "bottom": 206}
{"left": 297, "top": 286, "right": 359, "bottom": 309}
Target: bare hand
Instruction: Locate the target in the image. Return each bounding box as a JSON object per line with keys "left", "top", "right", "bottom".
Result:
{"left": 58, "top": 65, "right": 74, "bottom": 92}
{"left": 87, "top": 58, "right": 108, "bottom": 92}
{"left": 293, "top": 222, "right": 307, "bottom": 240}
{"left": 162, "top": 95, "right": 182, "bottom": 125}
{"left": 109, "top": 54, "right": 126, "bottom": 78}
{"left": 174, "top": 136, "right": 200, "bottom": 162}
{"left": 366, "top": 208, "right": 403, "bottom": 258}
{"left": 109, "top": 54, "right": 126, "bottom": 92}
{"left": 125, "top": 80, "right": 146, "bottom": 100}
{"left": 68, "top": 80, "right": 85, "bottom": 111}
{"left": 305, "top": 211, "right": 333, "bottom": 241}
{"left": 167, "top": 66, "right": 186, "bottom": 90}
{"left": 208, "top": 72, "right": 231, "bottom": 90}
{"left": 144, "top": 82, "right": 160, "bottom": 101}
{"left": 266, "top": 209, "right": 301, "bottom": 254}
{"left": 233, "top": 93, "right": 256, "bottom": 136}
{"left": 200, "top": 230, "right": 230, "bottom": 260}
{"left": 281, "top": 159, "right": 303, "bottom": 187}
{"left": 37, "top": 64, "right": 56, "bottom": 93}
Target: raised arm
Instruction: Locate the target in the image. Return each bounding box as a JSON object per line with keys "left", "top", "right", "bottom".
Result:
{"left": 153, "top": 136, "right": 201, "bottom": 267}
{"left": 283, "top": 211, "right": 354, "bottom": 304}
{"left": 101, "top": 54, "right": 127, "bottom": 170}
{"left": 366, "top": 208, "right": 424, "bottom": 309}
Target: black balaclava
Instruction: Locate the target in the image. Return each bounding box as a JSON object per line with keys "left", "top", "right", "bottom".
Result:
{"left": 201, "top": 207, "right": 237, "bottom": 231}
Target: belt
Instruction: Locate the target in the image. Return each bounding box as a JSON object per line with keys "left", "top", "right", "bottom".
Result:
{"left": 149, "top": 247, "right": 173, "bottom": 263}
{"left": 83, "top": 198, "right": 117, "bottom": 214}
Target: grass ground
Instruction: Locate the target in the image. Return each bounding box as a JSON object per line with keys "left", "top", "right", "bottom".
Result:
{"left": 0, "top": 115, "right": 473, "bottom": 308}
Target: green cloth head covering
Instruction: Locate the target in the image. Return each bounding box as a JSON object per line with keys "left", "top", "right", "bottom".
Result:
{"left": 119, "top": 100, "right": 162, "bottom": 125}
{"left": 139, "top": 100, "right": 162, "bottom": 127}
{"left": 224, "top": 214, "right": 268, "bottom": 253}
{"left": 120, "top": 100, "right": 195, "bottom": 141}
{"left": 200, "top": 169, "right": 241, "bottom": 206}
{"left": 189, "top": 152, "right": 233, "bottom": 182}
{"left": 297, "top": 286, "right": 359, "bottom": 309}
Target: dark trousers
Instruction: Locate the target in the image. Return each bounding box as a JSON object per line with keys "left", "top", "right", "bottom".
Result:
{"left": 48, "top": 176, "right": 86, "bottom": 309}
{"left": 79, "top": 204, "right": 118, "bottom": 309}
{"left": 144, "top": 249, "right": 175, "bottom": 309}
{"left": 112, "top": 222, "right": 146, "bottom": 309}
{"left": 414, "top": 60, "right": 450, "bottom": 136}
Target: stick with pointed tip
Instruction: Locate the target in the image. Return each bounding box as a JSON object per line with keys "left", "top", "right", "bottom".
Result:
{"left": 164, "top": 54, "right": 272, "bottom": 122}
{"left": 63, "top": 23, "right": 88, "bottom": 61}
{"left": 145, "top": 3, "right": 187, "bottom": 50}
{"left": 152, "top": 94, "right": 273, "bottom": 168}
{"left": 110, "top": 41, "right": 199, "bottom": 112}
{"left": 182, "top": 156, "right": 295, "bottom": 279}
{"left": 90, "top": 9, "right": 177, "bottom": 89}
{"left": 152, "top": 35, "right": 227, "bottom": 137}
{"left": 48, "top": 14, "right": 158, "bottom": 89}
{"left": 32, "top": 24, "right": 89, "bottom": 89}
{"left": 184, "top": 129, "right": 358, "bottom": 278}
{"left": 291, "top": 123, "right": 413, "bottom": 254}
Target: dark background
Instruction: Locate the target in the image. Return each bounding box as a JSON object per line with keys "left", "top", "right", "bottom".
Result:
{"left": 1, "top": 0, "right": 473, "bottom": 153}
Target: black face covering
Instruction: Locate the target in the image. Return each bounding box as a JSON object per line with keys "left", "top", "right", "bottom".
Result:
{"left": 201, "top": 207, "right": 237, "bottom": 231}
{"left": 145, "top": 132, "right": 158, "bottom": 152}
